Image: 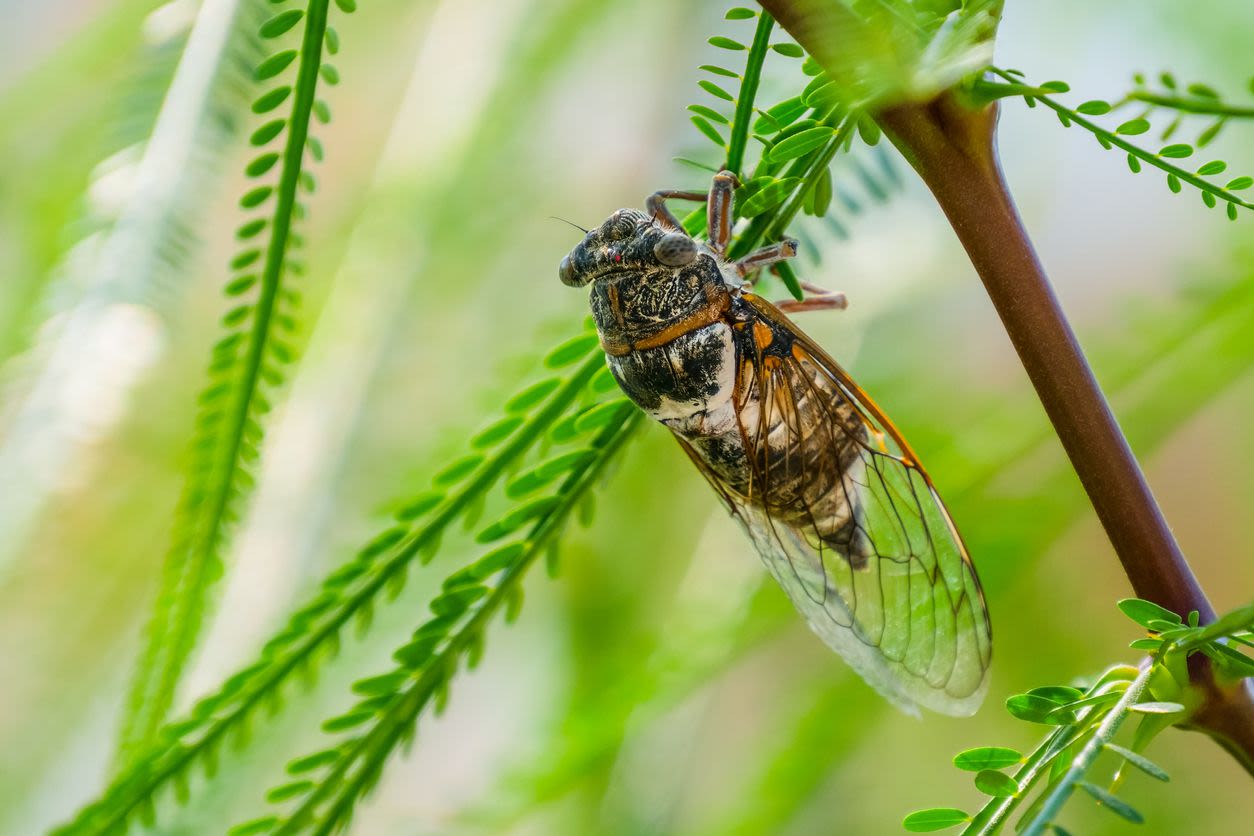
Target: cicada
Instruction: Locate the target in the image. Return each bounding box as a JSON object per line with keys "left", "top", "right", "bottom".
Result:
{"left": 559, "top": 171, "right": 991, "bottom": 715}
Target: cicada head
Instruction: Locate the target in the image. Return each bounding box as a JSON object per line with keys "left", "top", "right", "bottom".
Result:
{"left": 559, "top": 209, "right": 698, "bottom": 288}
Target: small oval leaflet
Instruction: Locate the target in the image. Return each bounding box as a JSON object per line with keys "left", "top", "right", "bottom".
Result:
{"left": 260, "top": 9, "right": 304, "bottom": 39}
{"left": 952, "top": 746, "right": 1022, "bottom": 772}
{"left": 974, "top": 769, "right": 1019, "bottom": 797}
{"left": 1079, "top": 781, "right": 1144, "bottom": 823}
{"left": 1129, "top": 701, "right": 1186, "bottom": 714}
{"left": 768, "top": 126, "right": 835, "bottom": 163}
{"left": 1104, "top": 743, "right": 1170, "bottom": 781}
{"left": 902, "top": 808, "right": 970, "bottom": 832}
{"left": 544, "top": 333, "right": 596, "bottom": 368}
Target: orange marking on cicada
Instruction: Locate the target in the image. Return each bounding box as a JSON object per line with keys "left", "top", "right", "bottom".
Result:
{"left": 752, "top": 320, "right": 773, "bottom": 351}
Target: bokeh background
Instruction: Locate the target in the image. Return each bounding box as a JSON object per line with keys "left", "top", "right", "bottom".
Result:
{"left": 2, "top": 1, "right": 1253, "bottom": 833}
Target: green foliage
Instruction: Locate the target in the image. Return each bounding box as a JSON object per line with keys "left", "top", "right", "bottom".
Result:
{"left": 231, "top": 405, "right": 642, "bottom": 835}
{"left": 117, "top": 0, "right": 352, "bottom": 768}
{"left": 17, "top": 1, "right": 1254, "bottom": 833}
{"left": 904, "top": 599, "right": 1254, "bottom": 834}
{"left": 982, "top": 69, "right": 1254, "bottom": 220}
{"left": 55, "top": 340, "right": 609, "bottom": 835}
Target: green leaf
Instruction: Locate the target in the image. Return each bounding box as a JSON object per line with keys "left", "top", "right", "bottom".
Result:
{"left": 433, "top": 454, "right": 483, "bottom": 487}
{"left": 1197, "top": 160, "right": 1227, "bottom": 176}
{"left": 768, "top": 126, "right": 835, "bottom": 162}
{"left": 430, "top": 584, "right": 489, "bottom": 617}
{"left": 574, "top": 400, "right": 630, "bottom": 434}
{"left": 902, "top": 808, "right": 970, "bottom": 832}
{"left": 1006, "top": 693, "right": 1069, "bottom": 724}
{"left": 230, "top": 817, "right": 279, "bottom": 835}
{"left": 351, "top": 672, "right": 409, "bottom": 697}
{"left": 476, "top": 497, "right": 560, "bottom": 542}
{"left": 246, "top": 153, "right": 281, "bottom": 177}
{"left": 708, "top": 36, "right": 746, "bottom": 50}
{"left": 688, "top": 104, "right": 729, "bottom": 125}
{"left": 691, "top": 115, "right": 726, "bottom": 147}
{"left": 1104, "top": 743, "right": 1170, "bottom": 781}
{"left": 974, "top": 769, "right": 1019, "bottom": 797}
{"left": 1159, "top": 143, "right": 1193, "bottom": 159}
{"left": 1076, "top": 99, "right": 1111, "bottom": 115}
{"left": 260, "top": 9, "right": 304, "bottom": 39}
{"left": 1079, "top": 782, "right": 1144, "bottom": 823}
{"left": 952, "top": 747, "right": 1022, "bottom": 771}
{"left": 470, "top": 542, "right": 527, "bottom": 578}
{"left": 699, "top": 79, "right": 735, "bottom": 102}
{"left": 1226, "top": 176, "right": 1253, "bottom": 190}
{"left": 256, "top": 50, "right": 298, "bottom": 80}
{"left": 321, "top": 709, "right": 376, "bottom": 733}
{"left": 471, "top": 415, "right": 524, "bottom": 449}
{"left": 250, "top": 119, "right": 286, "bottom": 146}
{"left": 252, "top": 86, "right": 292, "bottom": 114}
{"left": 771, "top": 43, "right": 804, "bottom": 58}
{"left": 753, "top": 96, "right": 807, "bottom": 134}
{"left": 287, "top": 748, "right": 341, "bottom": 775}
{"left": 740, "top": 177, "right": 801, "bottom": 217}
{"left": 725, "top": 7, "right": 755, "bottom": 19}
{"left": 505, "top": 378, "right": 560, "bottom": 413}
{"left": 543, "top": 333, "right": 598, "bottom": 368}
{"left": 1130, "top": 701, "right": 1186, "bottom": 714}
{"left": 1123, "top": 601, "right": 1178, "bottom": 626}
{"left": 700, "top": 64, "right": 740, "bottom": 79}
{"left": 265, "top": 780, "right": 313, "bottom": 803}
{"left": 240, "top": 186, "right": 274, "bottom": 209}
{"left": 1116, "top": 118, "right": 1150, "bottom": 135}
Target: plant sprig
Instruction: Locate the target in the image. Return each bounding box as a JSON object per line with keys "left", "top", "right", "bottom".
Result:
{"left": 117, "top": 0, "right": 353, "bottom": 766}
{"left": 903, "top": 598, "right": 1254, "bottom": 834}
{"left": 55, "top": 339, "right": 609, "bottom": 835}
{"left": 64, "top": 8, "right": 871, "bottom": 830}
{"left": 982, "top": 68, "right": 1254, "bottom": 221}
{"left": 233, "top": 404, "right": 642, "bottom": 835}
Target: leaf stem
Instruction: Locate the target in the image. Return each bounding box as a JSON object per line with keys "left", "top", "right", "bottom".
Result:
{"left": 1019, "top": 663, "right": 1153, "bottom": 836}
{"left": 1129, "top": 90, "right": 1254, "bottom": 119}
{"left": 62, "top": 351, "right": 604, "bottom": 834}
{"left": 277, "top": 407, "right": 644, "bottom": 834}
{"left": 725, "top": 11, "right": 775, "bottom": 177}
{"left": 985, "top": 70, "right": 1254, "bottom": 213}
{"left": 758, "top": 0, "right": 1254, "bottom": 771}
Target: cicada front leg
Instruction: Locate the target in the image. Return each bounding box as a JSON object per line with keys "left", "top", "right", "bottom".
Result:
{"left": 734, "top": 238, "right": 847, "bottom": 313}
{"left": 646, "top": 169, "right": 739, "bottom": 255}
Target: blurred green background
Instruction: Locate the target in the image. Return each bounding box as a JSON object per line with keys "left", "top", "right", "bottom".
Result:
{"left": 1, "top": 0, "right": 1253, "bottom": 833}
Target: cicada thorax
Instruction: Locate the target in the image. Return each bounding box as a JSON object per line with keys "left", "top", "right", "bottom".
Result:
{"left": 591, "top": 260, "right": 873, "bottom": 565}
{"left": 592, "top": 256, "right": 738, "bottom": 416}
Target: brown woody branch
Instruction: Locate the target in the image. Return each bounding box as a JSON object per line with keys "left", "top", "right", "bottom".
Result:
{"left": 758, "top": 0, "right": 1254, "bottom": 773}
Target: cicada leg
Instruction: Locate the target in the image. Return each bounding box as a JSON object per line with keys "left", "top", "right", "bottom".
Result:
{"left": 734, "top": 238, "right": 847, "bottom": 312}
{"left": 734, "top": 238, "right": 798, "bottom": 277}
{"left": 645, "top": 189, "right": 705, "bottom": 231}
{"left": 774, "top": 287, "right": 849, "bottom": 313}
{"left": 645, "top": 170, "right": 739, "bottom": 255}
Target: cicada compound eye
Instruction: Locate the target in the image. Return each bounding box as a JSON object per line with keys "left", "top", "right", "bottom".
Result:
{"left": 653, "top": 231, "right": 697, "bottom": 267}
{"left": 559, "top": 254, "right": 581, "bottom": 287}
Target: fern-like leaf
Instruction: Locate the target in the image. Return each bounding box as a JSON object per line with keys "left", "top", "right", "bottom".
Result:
{"left": 116, "top": 0, "right": 350, "bottom": 766}
{"left": 0, "top": 0, "right": 268, "bottom": 578}
{"left": 234, "top": 405, "right": 643, "bottom": 835}
{"left": 985, "top": 69, "right": 1254, "bottom": 220}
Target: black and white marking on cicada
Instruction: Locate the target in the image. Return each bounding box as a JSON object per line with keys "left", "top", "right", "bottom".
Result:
{"left": 560, "top": 171, "right": 991, "bottom": 716}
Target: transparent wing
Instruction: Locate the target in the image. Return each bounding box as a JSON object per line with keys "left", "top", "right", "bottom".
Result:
{"left": 677, "top": 294, "right": 991, "bottom": 716}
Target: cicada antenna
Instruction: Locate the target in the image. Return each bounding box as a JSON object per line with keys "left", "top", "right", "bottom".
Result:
{"left": 549, "top": 216, "right": 589, "bottom": 234}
